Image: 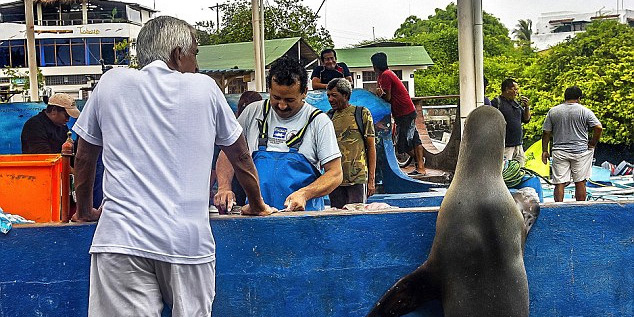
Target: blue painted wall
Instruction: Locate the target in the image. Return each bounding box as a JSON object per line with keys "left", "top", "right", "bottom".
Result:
{"left": 0, "top": 202, "right": 632, "bottom": 316}
{"left": 0, "top": 101, "right": 85, "bottom": 154}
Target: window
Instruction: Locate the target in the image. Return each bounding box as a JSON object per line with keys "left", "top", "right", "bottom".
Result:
{"left": 55, "top": 39, "right": 71, "bottom": 66}
{"left": 87, "top": 38, "right": 101, "bottom": 65}
{"left": 8, "top": 40, "right": 27, "bottom": 68}
{"left": 45, "top": 74, "right": 98, "bottom": 86}
{"left": 101, "top": 38, "right": 115, "bottom": 65}
{"left": 0, "top": 42, "right": 10, "bottom": 68}
{"left": 71, "top": 39, "right": 86, "bottom": 65}
{"left": 227, "top": 77, "right": 248, "bottom": 94}
{"left": 361, "top": 69, "right": 410, "bottom": 95}
{"left": 114, "top": 38, "right": 129, "bottom": 65}
{"left": 31, "top": 37, "right": 129, "bottom": 67}
{"left": 362, "top": 71, "right": 376, "bottom": 82}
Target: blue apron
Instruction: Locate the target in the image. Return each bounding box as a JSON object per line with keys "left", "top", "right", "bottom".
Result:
{"left": 253, "top": 100, "right": 325, "bottom": 211}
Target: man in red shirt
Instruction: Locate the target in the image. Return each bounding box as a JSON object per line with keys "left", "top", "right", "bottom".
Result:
{"left": 371, "top": 52, "right": 426, "bottom": 176}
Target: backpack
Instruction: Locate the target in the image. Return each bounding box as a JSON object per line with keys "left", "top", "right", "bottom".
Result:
{"left": 491, "top": 96, "right": 501, "bottom": 109}
{"left": 327, "top": 106, "right": 366, "bottom": 143}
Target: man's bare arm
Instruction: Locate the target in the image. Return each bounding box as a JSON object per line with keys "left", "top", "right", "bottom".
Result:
{"left": 72, "top": 137, "right": 102, "bottom": 222}
{"left": 365, "top": 136, "right": 377, "bottom": 196}
{"left": 541, "top": 130, "right": 551, "bottom": 165}
{"left": 589, "top": 124, "right": 603, "bottom": 148}
{"left": 284, "top": 158, "right": 343, "bottom": 211}
{"left": 312, "top": 77, "right": 327, "bottom": 90}
{"left": 218, "top": 135, "right": 273, "bottom": 215}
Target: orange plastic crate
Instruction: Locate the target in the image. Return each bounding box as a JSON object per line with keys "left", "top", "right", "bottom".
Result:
{"left": 0, "top": 154, "right": 63, "bottom": 223}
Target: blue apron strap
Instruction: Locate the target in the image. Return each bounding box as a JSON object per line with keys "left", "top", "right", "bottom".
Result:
{"left": 286, "top": 109, "right": 323, "bottom": 150}
{"left": 258, "top": 99, "right": 271, "bottom": 148}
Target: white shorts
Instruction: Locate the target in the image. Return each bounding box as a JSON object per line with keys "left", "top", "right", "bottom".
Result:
{"left": 89, "top": 253, "right": 215, "bottom": 317}
{"left": 504, "top": 145, "right": 525, "bottom": 166}
{"left": 551, "top": 149, "right": 594, "bottom": 184}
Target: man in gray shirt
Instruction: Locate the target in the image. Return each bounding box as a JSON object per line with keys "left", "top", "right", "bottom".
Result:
{"left": 541, "top": 86, "right": 602, "bottom": 202}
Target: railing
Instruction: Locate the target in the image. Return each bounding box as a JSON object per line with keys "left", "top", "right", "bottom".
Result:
{"left": 3, "top": 19, "right": 141, "bottom": 26}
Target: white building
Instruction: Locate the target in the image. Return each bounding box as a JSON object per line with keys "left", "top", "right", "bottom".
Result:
{"left": 533, "top": 8, "right": 634, "bottom": 51}
{"left": 336, "top": 43, "right": 434, "bottom": 97}
{"left": 0, "top": 0, "right": 156, "bottom": 101}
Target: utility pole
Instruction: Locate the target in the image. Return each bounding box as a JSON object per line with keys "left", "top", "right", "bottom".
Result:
{"left": 209, "top": 3, "right": 225, "bottom": 32}
{"left": 252, "top": 0, "right": 265, "bottom": 92}
{"left": 25, "top": 0, "right": 39, "bottom": 102}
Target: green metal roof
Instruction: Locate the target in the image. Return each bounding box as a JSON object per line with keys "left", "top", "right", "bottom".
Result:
{"left": 335, "top": 46, "right": 434, "bottom": 68}
{"left": 197, "top": 37, "right": 310, "bottom": 71}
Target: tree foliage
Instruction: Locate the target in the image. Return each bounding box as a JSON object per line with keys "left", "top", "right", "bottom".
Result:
{"left": 195, "top": 0, "right": 333, "bottom": 52}
{"left": 395, "top": 3, "right": 514, "bottom": 99}
{"left": 513, "top": 19, "right": 532, "bottom": 42}
{"left": 395, "top": 5, "right": 633, "bottom": 144}
{"left": 522, "top": 20, "right": 634, "bottom": 144}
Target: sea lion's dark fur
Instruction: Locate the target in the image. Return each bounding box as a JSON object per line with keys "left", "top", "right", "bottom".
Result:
{"left": 368, "top": 106, "right": 535, "bottom": 317}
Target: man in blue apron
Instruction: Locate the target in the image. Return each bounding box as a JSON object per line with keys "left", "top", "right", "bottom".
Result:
{"left": 215, "top": 56, "right": 342, "bottom": 212}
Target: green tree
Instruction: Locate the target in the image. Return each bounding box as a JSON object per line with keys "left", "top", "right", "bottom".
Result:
{"left": 394, "top": 3, "right": 515, "bottom": 100}
{"left": 198, "top": 0, "right": 333, "bottom": 52}
{"left": 522, "top": 20, "right": 634, "bottom": 145}
{"left": 513, "top": 19, "right": 533, "bottom": 51}
{"left": 194, "top": 20, "right": 217, "bottom": 46}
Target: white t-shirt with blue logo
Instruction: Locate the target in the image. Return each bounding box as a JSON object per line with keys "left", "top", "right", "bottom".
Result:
{"left": 238, "top": 100, "right": 341, "bottom": 169}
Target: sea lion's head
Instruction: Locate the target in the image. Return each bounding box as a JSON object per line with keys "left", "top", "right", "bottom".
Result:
{"left": 457, "top": 106, "right": 506, "bottom": 170}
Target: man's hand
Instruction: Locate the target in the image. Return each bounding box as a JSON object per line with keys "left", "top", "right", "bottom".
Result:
{"left": 541, "top": 151, "right": 550, "bottom": 165}
{"left": 520, "top": 95, "right": 529, "bottom": 107}
{"left": 367, "top": 182, "right": 376, "bottom": 197}
{"left": 283, "top": 190, "right": 308, "bottom": 211}
{"left": 214, "top": 190, "right": 236, "bottom": 214}
{"left": 71, "top": 207, "right": 101, "bottom": 222}
{"left": 374, "top": 87, "right": 385, "bottom": 97}
{"left": 241, "top": 203, "right": 276, "bottom": 216}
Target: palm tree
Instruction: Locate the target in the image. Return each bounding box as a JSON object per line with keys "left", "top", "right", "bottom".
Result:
{"left": 513, "top": 19, "right": 532, "bottom": 47}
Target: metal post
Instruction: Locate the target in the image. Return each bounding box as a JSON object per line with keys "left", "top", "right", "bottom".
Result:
{"left": 24, "top": 0, "right": 39, "bottom": 102}
{"left": 258, "top": 0, "right": 266, "bottom": 89}
{"left": 457, "top": 0, "right": 475, "bottom": 133}
{"left": 82, "top": 0, "right": 88, "bottom": 25}
{"left": 252, "top": 0, "right": 265, "bottom": 92}
{"left": 473, "top": 0, "right": 484, "bottom": 109}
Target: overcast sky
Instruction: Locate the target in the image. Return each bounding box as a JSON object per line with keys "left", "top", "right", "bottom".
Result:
{"left": 145, "top": 0, "right": 633, "bottom": 47}
{"left": 4, "top": 0, "right": 632, "bottom": 47}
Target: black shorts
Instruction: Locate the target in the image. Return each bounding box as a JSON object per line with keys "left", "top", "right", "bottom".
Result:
{"left": 394, "top": 111, "right": 421, "bottom": 154}
{"left": 329, "top": 184, "right": 366, "bottom": 209}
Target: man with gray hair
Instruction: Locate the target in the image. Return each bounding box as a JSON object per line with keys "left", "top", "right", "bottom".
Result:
{"left": 326, "top": 78, "right": 376, "bottom": 208}
{"left": 71, "top": 16, "right": 274, "bottom": 316}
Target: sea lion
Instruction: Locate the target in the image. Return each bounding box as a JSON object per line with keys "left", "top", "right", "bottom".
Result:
{"left": 367, "top": 106, "right": 536, "bottom": 317}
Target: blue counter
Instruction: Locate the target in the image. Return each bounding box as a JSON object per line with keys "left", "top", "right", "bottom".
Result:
{"left": 0, "top": 201, "right": 632, "bottom": 316}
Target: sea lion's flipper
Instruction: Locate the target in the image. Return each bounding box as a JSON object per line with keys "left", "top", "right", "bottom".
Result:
{"left": 367, "top": 263, "right": 439, "bottom": 317}
{"left": 512, "top": 187, "right": 541, "bottom": 236}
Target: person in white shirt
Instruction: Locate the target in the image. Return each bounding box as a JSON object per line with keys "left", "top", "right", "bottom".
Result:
{"left": 71, "top": 16, "right": 274, "bottom": 316}
{"left": 215, "top": 56, "right": 343, "bottom": 212}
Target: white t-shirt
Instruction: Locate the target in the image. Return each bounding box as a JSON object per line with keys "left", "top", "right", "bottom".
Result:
{"left": 238, "top": 100, "right": 341, "bottom": 169}
{"left": 73, "top": 61, "right": 242, "bottom": 264}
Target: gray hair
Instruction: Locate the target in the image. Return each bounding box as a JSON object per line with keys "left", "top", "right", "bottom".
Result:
{"left": 327, "top": 78, "right": 352, "bottom": 99}
{"left": 136, "top": 16, "right": 197, "bottom": 68}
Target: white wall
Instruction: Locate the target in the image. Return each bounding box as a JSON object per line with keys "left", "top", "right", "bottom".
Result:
{"left": 348, "top": 66, "right": 423, "bottom": 97}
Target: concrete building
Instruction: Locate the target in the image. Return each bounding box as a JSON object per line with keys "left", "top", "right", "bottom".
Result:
{"left": 533, "top": 8, "right": 634, "bottom": 51}
{"left": 0, "top": 0, "right": 156, "bottom": 101}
